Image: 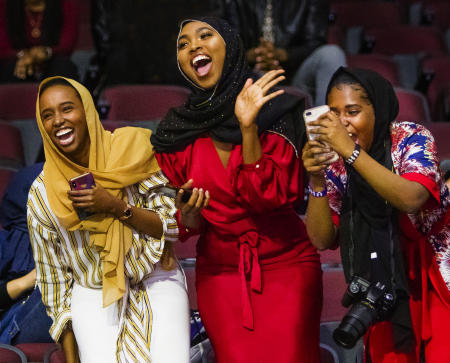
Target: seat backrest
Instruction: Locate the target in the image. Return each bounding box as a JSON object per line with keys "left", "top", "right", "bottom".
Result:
{"left": 365, "top": 25, "right": 445, "bottom": 56}
{"left": 321, "top": 267, "right": 348, "bottom": 322}
{"left": 0, "top": 343, "right": 27, "bottom": 363}
{"left": 422, "top": 1, "right": 450, "bottom": 30}
{"left": 0, "top": 169, "right": 16, "bottom": 201}
{"left": 0, "top": 122, "right": 25, "bottom": 169}
{"left": 421, "top": 56, "right": 450, "bottom": 120}
{"left": 347, "top": 54, "right": 401, "bottom": 87}
{"left": 395, "top": 87, "right": 431, "bottom": 123}
{"left": 330, "top": 1, "right": 402, "bottom": 29}
{"left": 0, "top": 83, "right": 39, "bottom": 120}
{"left": 101, "top": 84, "right": 190, "bottom": 121}
{"left": 15, "top": 343, "right": 60, "bottom": 363}
{"left": 280, "top": 85, "right": 313, "bottom": 109}
{"left": 426, "top": 122, "right": 450, "bottom": 160}
{"left": 320, "top": 343, "right": 339, "bottom": 363}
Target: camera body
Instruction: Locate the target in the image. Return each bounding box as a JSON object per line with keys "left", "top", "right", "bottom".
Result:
{"left": 333, "top": 275, "right": 396, "bottom": 349}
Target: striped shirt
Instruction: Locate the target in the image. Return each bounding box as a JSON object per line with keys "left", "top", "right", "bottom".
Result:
{"left": 27, "top": 170, "right": 178, "bottom": 360}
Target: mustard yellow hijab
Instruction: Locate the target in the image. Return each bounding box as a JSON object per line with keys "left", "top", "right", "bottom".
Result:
{"left": 36, "top": 77, "right": 160, "bottom": 306}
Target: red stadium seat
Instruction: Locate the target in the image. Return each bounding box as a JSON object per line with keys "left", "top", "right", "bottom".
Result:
{"left": 0, "top": 344, "right": 26, "bottom": 363}
{"left": 101, "top": 121, "right": 130, "bottom": 132}
{"left": 364, "top": 25, "right": 446, "bottom": 56}
{"left": 100, "top": 85, "right": 190, "bottom": 121}
{"left": 330, "top": 1, "right": 403, "bottom": 29}
{"left": 426, "top": 122, "right": 450, "bottom": 160}
{"left": 0, "top": 83, "right": 39, "bottom": 120}
{"left": 395, "top": 88, "right": 431, "bottom": 123}
{"left": 280, "top": 86, "right": 313, "bottom": 108}
{"left": 0, "top": 169, "right": 15, "bottom": 202}
{"left": 0, "top": 123, "right": 25, "bottom": 169}
{"left": 421, "top": 56, "right": 450, "bottom": 121}
{"left": 347, "top": 54, "right": 401, "bottom": 87}
{"left": 319, "top": 248, "right": 342, "bottom": 267}
{"left": 321, "top": 267, "right": 348, "bottom": 322}
{"left": 174, "top": 235, "right": 199, "bottom": 259}
{"left": 44, "top": 345, "right": 66, "bottom": 363}
{"left": 15, "top": 343, "right": 60, "bottom": 363}
{"left": 320, "top": 343, "right": 339, "bottom": 363}
{"left": 422, "top": 1, "right": 450, "bottom": 30}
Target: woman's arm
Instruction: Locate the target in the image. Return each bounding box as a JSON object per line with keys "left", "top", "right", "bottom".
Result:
{"left": 311, "top": 113, "right": 430, "bottom": 214}
{"left": 302, "top": 140, "right": 338, "bottom": 250}
{"left": 60, "top": 326, "right": 79, "bottom": 363}
{"left": 5, "top": 268, "right": 36, "bottom": 300}
{"left": 235, "top": 69, "right": 285, "bottom": 164}
{"left": 68, "top": 184, "right": 164, "bottom": 239}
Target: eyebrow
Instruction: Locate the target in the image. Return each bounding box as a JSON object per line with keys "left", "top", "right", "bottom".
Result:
{"left": 40, "top": 101, "right": 75, "bottom": 115}
{"left": 178, "top": 26, "right": 213, "bottom": 42}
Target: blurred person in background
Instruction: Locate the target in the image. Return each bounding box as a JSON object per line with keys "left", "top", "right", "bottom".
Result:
{"left": 0, "top": 0, "right": 79, "bottom": 83}
{"left": 215, "top": 0, "right": 346, "bottom": 105}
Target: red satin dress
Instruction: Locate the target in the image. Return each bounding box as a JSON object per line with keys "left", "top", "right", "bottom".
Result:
{"left": 156, "top": 132, "right": 322, "bottom": 363}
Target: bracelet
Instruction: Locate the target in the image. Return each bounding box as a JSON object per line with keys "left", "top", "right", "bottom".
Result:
{"left": 16, "top": 50, "right": 25, "bottom": 59}
{"left": 307, "top": 184, "right": 327, "bottom": 198}
{"left": 345, "top": 143, "right": 361, "bottom": 165}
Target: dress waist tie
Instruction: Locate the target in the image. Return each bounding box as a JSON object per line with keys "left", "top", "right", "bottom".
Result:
{"left": 238, "top": 231, "right": 262, "bottom": 330}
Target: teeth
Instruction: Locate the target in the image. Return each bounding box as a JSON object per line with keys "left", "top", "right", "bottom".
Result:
{"left": 56, "top": 128, "right": 73, "bottom": 137}
{"left": 349, "top": 133, "right": 353, "bottom": 137}
{"left": 193, "top": 54, "right": 210, "bottom": 65}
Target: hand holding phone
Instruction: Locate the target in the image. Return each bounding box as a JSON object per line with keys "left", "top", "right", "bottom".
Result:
{"left": 151, "top": 184, "right": 192, "bottom": 204}
{"left": 303, "top": 105, "right": 339, "bottom": 163}
{"left": 69, "top": 173, "right": 96, "bottom": 220}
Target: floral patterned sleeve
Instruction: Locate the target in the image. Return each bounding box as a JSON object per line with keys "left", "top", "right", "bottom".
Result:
{"left": 391, "top": 121, "right": 442, "bottom": 203}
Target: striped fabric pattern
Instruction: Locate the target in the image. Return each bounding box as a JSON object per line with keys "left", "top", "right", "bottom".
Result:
{"left": 27, "top": 170, "right": 178, "bottom": 361}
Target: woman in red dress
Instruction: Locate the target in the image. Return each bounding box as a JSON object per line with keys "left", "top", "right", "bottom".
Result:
{"left": 151, "top": 17, "right": 322, "bottom": 363}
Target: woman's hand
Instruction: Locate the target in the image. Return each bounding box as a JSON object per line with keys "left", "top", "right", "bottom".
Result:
{"left": 175, "top": 179, "right": 210, "bottom": 231}
{"left": 68, "top": 184, "right": 117, "bottom": 215}
{"left": 302, "top": 140, "right": 336, "bottom": 184}
{"left": 308, "top": 112, "right": 355, "bottom": 158}
{"left": 235, "top": 69, "right": 285, "bottom": 129}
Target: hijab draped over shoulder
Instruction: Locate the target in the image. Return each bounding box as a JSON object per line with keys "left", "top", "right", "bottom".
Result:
{"left": 36, "top": 77, "right": 160, "bottom": 307}
{"left": 151, "top": 17, "right": 306, "bottom": 154}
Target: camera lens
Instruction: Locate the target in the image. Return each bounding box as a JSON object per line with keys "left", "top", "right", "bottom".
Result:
{"left": 333, "top": 302, "right": 377, "bottom": 348}
{"left": 306, "top": 112, "right": 312, "bottom": 116}
{"left": 72, "top": 182, "right": 76, "bottom": 188}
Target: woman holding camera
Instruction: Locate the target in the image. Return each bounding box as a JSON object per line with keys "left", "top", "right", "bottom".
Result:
{"left": 151, "top": 17, "right": 322, "bottom": 363}
{"left": 27, "top": 77, "right": 190, "bottom": 362}
{"left": 303, "top": 67, "right": 450, "bottom": 362}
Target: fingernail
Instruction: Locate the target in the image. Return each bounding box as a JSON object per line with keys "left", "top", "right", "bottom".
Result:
{"left": 199, "top": 188, "right": 203, "bottom": 193}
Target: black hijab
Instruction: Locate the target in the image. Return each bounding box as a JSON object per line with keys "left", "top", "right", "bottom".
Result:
{"left": 327, "top": 67, "right": 413, "bottom": 352}
{"left": 151, "top": 17, "right": 306, "bottom": 154}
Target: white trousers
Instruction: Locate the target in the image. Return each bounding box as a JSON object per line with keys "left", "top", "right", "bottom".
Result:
{"left": 71, "top": 263, "right": 190, "bottom": 363}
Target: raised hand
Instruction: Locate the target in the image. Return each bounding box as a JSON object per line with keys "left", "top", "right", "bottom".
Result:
{"left": 307, "top": 112, "right": 355, "bottom": 159}
{"left": 235, "top": 69, "right": 285, "bottom": 129}
{"left": 175, "top": 179, "right": 210, "bottom": 231}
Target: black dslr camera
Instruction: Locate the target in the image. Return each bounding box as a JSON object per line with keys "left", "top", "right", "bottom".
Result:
{"left": 333, "top": 276, "right": 396, "bottom": 348}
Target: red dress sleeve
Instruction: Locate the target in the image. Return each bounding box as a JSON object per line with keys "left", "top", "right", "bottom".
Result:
{"left": 230, "top": 132, "right": 304, "bottom": 214}
{"left": 51, "top": 0, "right": 79, "bottom": 55}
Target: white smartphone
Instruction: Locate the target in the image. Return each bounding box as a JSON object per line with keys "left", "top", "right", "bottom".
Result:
{"left": 303, "top": 105, "right": 330, "bottom": 141}
{"left": 303, "top": 105, "right": 339, "bottom": 163}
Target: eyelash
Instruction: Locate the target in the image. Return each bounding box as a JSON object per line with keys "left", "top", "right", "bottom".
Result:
{"left": 178, "top": 32, "right": 213, "bottom": 50}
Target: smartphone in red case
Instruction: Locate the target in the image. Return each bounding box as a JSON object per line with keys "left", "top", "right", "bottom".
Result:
{"left": 69, "top": 173, "right": 96, "bottom": 220}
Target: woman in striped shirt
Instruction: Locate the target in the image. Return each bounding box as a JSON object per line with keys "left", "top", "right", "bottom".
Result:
{"left": 27, "top": 77, "right": 191, "bottom": 363}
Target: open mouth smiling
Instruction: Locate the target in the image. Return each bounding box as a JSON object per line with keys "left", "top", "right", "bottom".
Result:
{"left": 55, "top": 127, "right": 75, "bottom": 146}
{"left": 191, "top": 54, "right": 212, "bottom": 77}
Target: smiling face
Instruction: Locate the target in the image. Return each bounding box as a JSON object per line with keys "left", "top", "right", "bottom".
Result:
{"left": 177, "top": 21, "right": 226, "bottom": 89}
{"left": 327, "top": 83, "right": 376, "bottom": 152}
{"left": 39, "top": 84, "right": 90, "bottom": 166}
